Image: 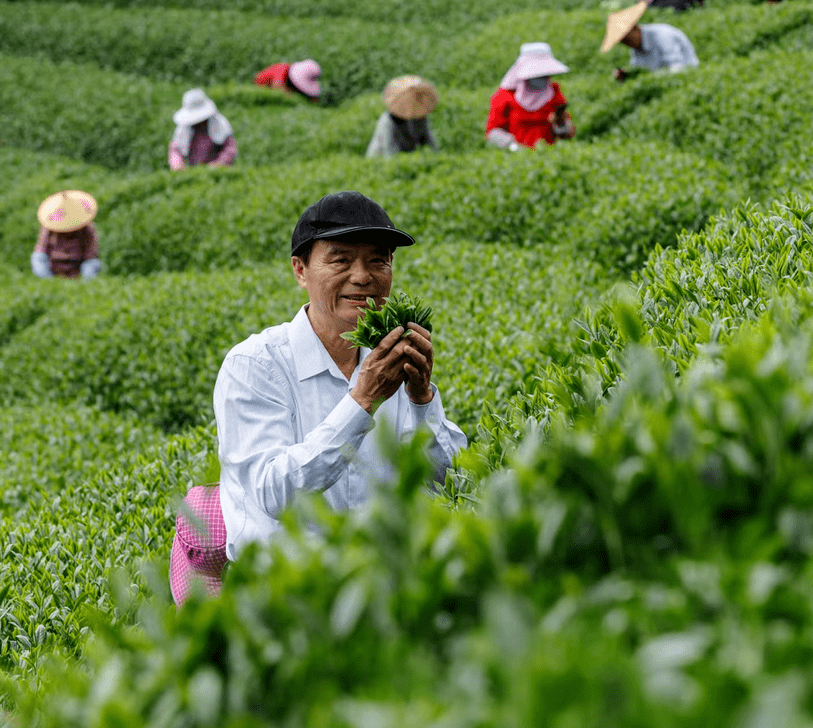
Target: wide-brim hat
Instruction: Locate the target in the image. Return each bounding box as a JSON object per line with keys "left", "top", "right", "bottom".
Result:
{"left": 37, "top": 190, "right": 97, "bottom": 233}
{"left": 169, "top": 485, "right": 228, "bottom": 607}
{"left": 173, "top": 88, "right": 218, "bottom": 126}
{"left": 383, "top": 76, "right": 438, "bottom": 119}
{"left": 601, "top": 1, "right": 648, "bottom": 53}
{"left": 288, "top": 59, "right": 321, "bottom": 99}
{"left": 291, "top": 190, "right": 415, "bottom": 256}
{"left": 515, "top": 48, "right": 570, "bottom": 79}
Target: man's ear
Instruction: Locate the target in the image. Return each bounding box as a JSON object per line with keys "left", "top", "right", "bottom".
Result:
{"left": 291, "top": 257, "right": 307, "bottom": 290}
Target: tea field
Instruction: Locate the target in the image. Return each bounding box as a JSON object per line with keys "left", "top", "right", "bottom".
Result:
{"left": 2, "top": 0, "right": 813, "bottom": 724}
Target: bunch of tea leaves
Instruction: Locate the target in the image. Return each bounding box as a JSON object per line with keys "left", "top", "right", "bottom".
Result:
{"left": 341, "top": 293, "right": 433, "bottom": 348}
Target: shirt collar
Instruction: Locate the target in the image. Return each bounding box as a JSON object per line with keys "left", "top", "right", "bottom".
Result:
{"left": 289, "top": 305, "right": 371, "bottom": 382}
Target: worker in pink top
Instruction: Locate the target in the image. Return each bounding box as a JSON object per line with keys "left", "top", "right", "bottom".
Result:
{"left": 254, "top": 59, "right": 321, "bottom": 102}
{"left": 486, "top": 42, "right": 575, "bottom": 151}
{"left": 168, "top": 89, "right": 238, "bottom": 170}
{"left": 31, "top": 190, "right": 101, "bottom": 279}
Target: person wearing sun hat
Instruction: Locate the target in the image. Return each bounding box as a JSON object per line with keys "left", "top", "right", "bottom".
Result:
{"left": 168, "top": 88, "right": 238, "bottom": 170}
{"left": 365, "top": 75, "right": 439, "bottom": 158}
{"left": 31, "top": 190, "right": 101, "bottom": 279}
{"left": 601, "top": 1, "right": 699, "bottom": 82}
{"left": 213, "top": 190, "right": 466, "bottom": 560}
{"left": 485, "top": 42, "right": 575, "bottom": 151}
{"left": 254, "top": 59, "right": 321, "bottom": 102}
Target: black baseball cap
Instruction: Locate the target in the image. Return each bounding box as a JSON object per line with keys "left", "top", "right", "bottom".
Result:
{"left": 291, "top": 190, "right": 415, "bottom": 256}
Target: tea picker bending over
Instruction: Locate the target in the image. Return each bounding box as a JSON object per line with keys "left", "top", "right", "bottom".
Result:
{"left": 168, "top": 89, "right": 238, "bottom": 170}
{"left": 601, "top": 2, "right": 699, "bottom": 82}
{"left": 213, "top": 190, "right": 466, "bottom": 560}
{"left": 31, "top": 190, "right": 101, "bottom": 279}
{"left": 366, "top": 76, "right": 439, "bottom": 158}
{"left": 254, "top": 59, "right": 321, "bottom": 103}
{"left": 486, "top": 42, "right": 575, "bottom": 151}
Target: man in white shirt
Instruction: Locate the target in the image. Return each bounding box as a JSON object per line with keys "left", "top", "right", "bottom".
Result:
{"left": 213, "top": 190, "right": 467, "bottom": 560}
{"left": 601, "top": 1, "right": 699, "bottom": 81}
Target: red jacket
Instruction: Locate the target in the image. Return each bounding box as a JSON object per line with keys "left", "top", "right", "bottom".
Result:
{"left": 485, "top": 83, "right": 569, "bottom": 148}
{"left": 254, "top": 63, "right": 290, "bottom": 88}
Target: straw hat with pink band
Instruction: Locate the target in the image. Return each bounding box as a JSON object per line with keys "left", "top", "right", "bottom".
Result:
{"left": 601, "top": 1, "right": 648, "bottom": 53}
{"left": 37, "top": 190, "right": 98, "bottom": 233}
{"left": 288, "top": 59, "right": 321, "bottom": 99}
{"left": 169, "top": 484, "right": 228, "bottom": 607}
{"left": 383, "top": 75, "right": 439, "bottom": 119}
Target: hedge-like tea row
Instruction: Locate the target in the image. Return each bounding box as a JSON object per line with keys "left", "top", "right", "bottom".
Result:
{"left": 605, "top": 50, "right": 813, "bottom": 189}
{"left": 9, "top": 286, "right": 813, "bottom": 725}
{"left": 466, "top": 195, "right": 813, "bottom": 477}
{"left": 2, "top": 2, "right": 808, "bottom": 98}
{"left": 0, "top": 418, "right": 215, "bottom": 675}
{"left": 0, "top": 3, "right": 445, "bottom": 104}
{"left": 1, "top": 139, "right": 741, "bottom": 276}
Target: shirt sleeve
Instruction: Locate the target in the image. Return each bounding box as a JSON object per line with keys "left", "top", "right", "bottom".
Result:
{"left": 33, "top": 226, "right": 49, "bottom": 254}
{"left": 212, "top": 135, "right": 238, "bottom": 167}
{"left": 402, "top": 384, "right": 468, "bottom": 484}
{"left": 214, "top": 353, "right": 376, "bottom": 520}
{"left": 485, "top": 90, "right": 522, "bottom": 148}
{"left": 83, "top": 223, "right": 100, "bottom": 261}
{"left": 168, "top": 140, "right": 185, "bottom": 170}
{"left": 485, "top": 89, "right": 512, "bottom": 137}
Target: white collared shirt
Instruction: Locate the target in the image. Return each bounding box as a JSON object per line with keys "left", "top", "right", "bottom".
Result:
{"left": 214, "top": 305, "right": 467, "bottom": 560}
{"left": 631, "top": 24, "right": 699, "bottom": 72}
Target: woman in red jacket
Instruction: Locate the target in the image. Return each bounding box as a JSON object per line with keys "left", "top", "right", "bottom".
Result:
{"left": 254, "top": 59, "right": 321, "bottom": 102}
{"left": 486, "top": 42, "right": 575, "bottom": 151}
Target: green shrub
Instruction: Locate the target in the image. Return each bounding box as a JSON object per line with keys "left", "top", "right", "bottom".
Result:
{"left": 603, "top": 51, "right": 813, "bottom": 188}
{"left": 465, "top": 195, "right": 813, "bottom": 478}
{"left": 0, "top": 417, "right": 215, "bottom": 675}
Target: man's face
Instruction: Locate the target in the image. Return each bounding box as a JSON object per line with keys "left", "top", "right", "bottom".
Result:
{"left": 292, "top": 239, "right": 393, "bottom": 334}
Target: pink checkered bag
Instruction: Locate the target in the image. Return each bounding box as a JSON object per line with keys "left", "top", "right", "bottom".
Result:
{"left": 169, "top": 483, "right": 227, "bottom": 607}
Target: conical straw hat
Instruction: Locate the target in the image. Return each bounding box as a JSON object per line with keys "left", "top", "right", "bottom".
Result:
{"left": 383, "top": 76, "right": 438, "bottom": 119}
{"left": 37, "top": 190, "right": 98, "bottom": 233}
{"left": 601, "top": 1, "right": 648, "bottom": 53}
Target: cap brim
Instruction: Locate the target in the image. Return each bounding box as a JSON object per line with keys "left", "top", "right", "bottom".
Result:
{"left": 292, "top": 225, "right": 415, "bottom": 256}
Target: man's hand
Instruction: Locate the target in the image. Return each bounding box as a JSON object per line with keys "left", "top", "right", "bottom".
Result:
{"left": 402, "top": 322, "right": 434, "bottom": 405}
{"left": 350, "top": 323, "right": 434, "bottom": 413}
{"left": 613, "top": 67, "right": 628, "bottom": 82}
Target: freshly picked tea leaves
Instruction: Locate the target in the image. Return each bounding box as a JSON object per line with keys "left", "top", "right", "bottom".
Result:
{"left": 341, "top": 293, "right": 433, "bottom": 348}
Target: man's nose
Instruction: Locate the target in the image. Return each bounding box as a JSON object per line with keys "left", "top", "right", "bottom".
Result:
{"left": 348, "top": 260, "right": 373, "bottom": 284}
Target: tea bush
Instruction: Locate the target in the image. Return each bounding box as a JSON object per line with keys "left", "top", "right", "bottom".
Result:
{"left": 604, "top": 51, "right": 813, "bottom": 189}
{"left": 0, "top": 422, "right": 216, "bottom": 675}
{"left": 468, "top": 196, "right": 813, "bottom": 476}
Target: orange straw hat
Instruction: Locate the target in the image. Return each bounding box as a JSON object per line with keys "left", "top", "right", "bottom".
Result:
{"left": 37, "top": 190, "right": 98, "bottom": 233}
{"left": 383, "top": 76, "right": 438, "bottom": 119}
{"left": 601, "top": 1, "right": 648, "bottom": 53}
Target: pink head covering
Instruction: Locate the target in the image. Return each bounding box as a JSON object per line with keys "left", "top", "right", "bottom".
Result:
{"left": 169, "top": 484, "right": 227, "bottom": 607}
{"left": 499, "top": 42, "right": 570, "bottom": 89}
{"left": 500, "top": 42, "right": 569, "bottom": 112}
{"left": 288, "top": 59, "right": 321, "bottom": 99}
